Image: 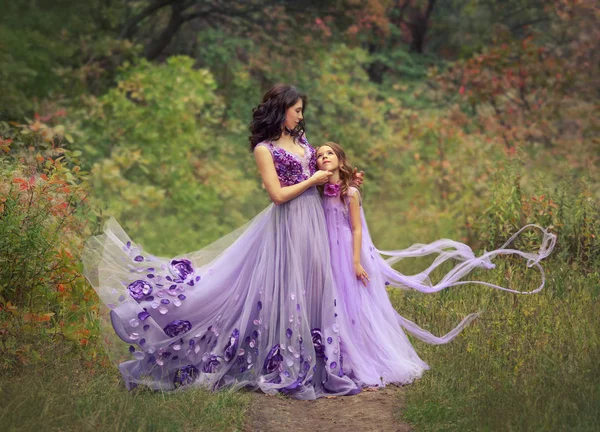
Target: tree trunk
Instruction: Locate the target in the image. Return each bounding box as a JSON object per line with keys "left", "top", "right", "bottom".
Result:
{"left": 409, "top": 0, "right": 436, "bottom": 54}
{"left": 144, "top": 1, "right": 186, "bottom": 60}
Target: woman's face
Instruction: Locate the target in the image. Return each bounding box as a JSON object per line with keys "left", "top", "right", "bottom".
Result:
{"left": 283, "top": 99, "right": 304, "bottom": 132}
{"left": 316, "top": 145, "right": 339, "bottom": 171}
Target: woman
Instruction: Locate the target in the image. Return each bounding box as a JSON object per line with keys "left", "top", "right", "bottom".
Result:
{"left": 83, "top": 84, "right": 364, "bottom": 399}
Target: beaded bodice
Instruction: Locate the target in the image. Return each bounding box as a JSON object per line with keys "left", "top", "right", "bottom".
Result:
{"left": 257, "top": 135, "right": 316, "bottom": 186}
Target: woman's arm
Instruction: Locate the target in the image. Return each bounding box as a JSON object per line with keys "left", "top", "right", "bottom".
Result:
{"left": 254, "top": 146, "right": 331, "bottom": 205}
{"left": 348, "top": 190, "right": 369, "bottom": 286}
{"left": 351, "top": 167, "right": 365, "bottom": 187}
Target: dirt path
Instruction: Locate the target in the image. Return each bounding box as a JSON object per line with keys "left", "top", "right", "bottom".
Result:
{"left": 244, "top": 386, "right": 412, "bottom": 432}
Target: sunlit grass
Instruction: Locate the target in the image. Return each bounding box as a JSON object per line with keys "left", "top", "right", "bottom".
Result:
{"left": 0, "top": 348, "right": 250, "bottom": 432}
{"left": 389, "top": 259, "right": 600, "bottom": 431}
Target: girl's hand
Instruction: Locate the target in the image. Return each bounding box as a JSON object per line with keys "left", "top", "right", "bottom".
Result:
{"left": 351, "top": 167, "right": 365, "bottom": 187}
{"left": 310, "top": 170, "right": 332, "bottom": 186}
{"left": 354, "top": 262, "right": 370, "bottom": 287}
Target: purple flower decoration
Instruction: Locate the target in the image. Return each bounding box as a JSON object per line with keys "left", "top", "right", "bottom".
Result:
{"left": 202, "top": 354, "right": 221, "bottom": 373}
{"left": 138, "top": 311, "right": 150, "bottom": 321}
{"left": 163, "top": 320, "right": 192, "bottom": 337}
{"left": 169, "top": 259, "right": 194, "bottom": 280}
{"left": 263, "top": 344, "right": 283, "bottom": 373}
{"left": 127, "top": 280, "right": 153, "bottom": 301}
{"left": 327, "top": 336, "right": 333, "bottom": 344}
{"left": 134, "top": 255, "right": 144, "bottom": 262}
{"left": 324, "top": 183, "right": 340, "bottom": 197}
{"left": 281, "top": 376, "right": 304, "bottom": 393}
{"left": 173, "top": 365, "right": 199, "bottom": 388}
{"left": 311, "top": 328, "right": 325, "bottom": 357}
{"left": 286, "top": 328, "right": 293, "bottom": 338}
{"left": 224, "top": 329, "right": 240, "bottom": 362}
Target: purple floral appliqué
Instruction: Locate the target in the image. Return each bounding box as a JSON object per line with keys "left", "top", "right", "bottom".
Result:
{"left": 127, "top": 280, "right": 153, "bottom": 301}
{"left": 138, "top": 311, "right": 150, "bottom": 321}
{"left": 173, "top": 365, "right": 199, "bottom": 388}
{"left": 224, "top": 329, "right": 240, "bottom": 362}
{"left": 324, "top": 183, "right": 340, "bottom": 197}
{"left": 202, "top": 354, "right": 221, "bottom": 373}
{"left": 163, "top": 320, "right": 192, "bottom": 337}
{"left": 311, "top": 328, "right": 325, "bottom": 357}
{"left": 169, "top": 259, "right": 194, "bottom": 280}
{"left": 263, "top": 344, "right": 284, "bottom": 373}
{"left": 261, "top": 140, "right": 316, "bottom": 187}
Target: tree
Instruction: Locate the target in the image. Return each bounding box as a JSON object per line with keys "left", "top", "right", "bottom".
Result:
{"left": 118, "top": 0, "right": 369, "bottom": 60}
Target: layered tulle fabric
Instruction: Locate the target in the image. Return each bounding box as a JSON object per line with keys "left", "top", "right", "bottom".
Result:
{"left": 83, "top": 187, "right": 361, "bottom": 399}
{"left": 322, "top": 187, "right": 556, "bottom": 387}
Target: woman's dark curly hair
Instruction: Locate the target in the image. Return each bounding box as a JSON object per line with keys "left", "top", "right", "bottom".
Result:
{"left": 249, "top": 84, "right": 307, "bottom": 151}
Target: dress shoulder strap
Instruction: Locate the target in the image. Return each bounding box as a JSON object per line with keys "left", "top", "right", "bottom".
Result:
{"left": 345, "top": 186, "right": 362, "bottom": 207}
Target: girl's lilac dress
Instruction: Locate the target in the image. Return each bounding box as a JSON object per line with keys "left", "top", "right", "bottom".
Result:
{"left": 82, "top": 136, "right": 361, "bottom": 400}
{"left": 322, "top": 187, "right": 556, "bottom": 387}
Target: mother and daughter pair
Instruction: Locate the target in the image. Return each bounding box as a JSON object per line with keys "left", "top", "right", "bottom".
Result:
{"left": 83, "top": 84, "right": 556, "bottom": 400}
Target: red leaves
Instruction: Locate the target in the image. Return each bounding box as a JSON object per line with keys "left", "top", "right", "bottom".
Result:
{"left": 12, "top": 177, "right": 29, "bottom": 191}
{"left": 33, "top": 109, "right": 68, "bottom": 123}
{"left": 0, "top": 137, "right": 12, "bottom": 153}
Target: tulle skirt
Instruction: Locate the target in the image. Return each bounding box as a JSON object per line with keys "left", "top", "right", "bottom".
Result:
{"left": 83, "top": 187, "right": 361, "bottom": 399}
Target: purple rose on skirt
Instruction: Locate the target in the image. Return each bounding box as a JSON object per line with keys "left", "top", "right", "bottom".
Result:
{"left": 311, "top": 328, "right": 324, "bottom": 357}
{"left": 224, "top": 329, "right": 240, "bottom": 362}
{"left": 173, "top": 365, "right": 199, "bottom": 388}
{"left": 202, "top": 354, "right": 221, "bottom": 373}
{"left": 263, "top": 344, "right": 283, "bottom": 374}
{"left": 163, "top": 320, "right": 192, "bottom": 337}
{"left": 281, "top": 376, "right": 304, "bottom": 393}
{"left": 127, "top": 280, "right": 153, "bottom": 301}
{"left": 169, "top": 259, "right": 194, "bottom": 280}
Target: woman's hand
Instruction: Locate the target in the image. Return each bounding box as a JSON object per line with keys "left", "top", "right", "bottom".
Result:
{"left": 354, "top": 262, "right": 370, "bottom": 287}
{"left": 310, "top": 170, "right": 332, "bottom": 186}
{"left": 352, "top": 167, "right": 365, "bottom": 187}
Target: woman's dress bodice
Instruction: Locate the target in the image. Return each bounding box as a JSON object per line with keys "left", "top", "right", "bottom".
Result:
{"left": 256, "top": 135, "right": 316, "bottom": 186}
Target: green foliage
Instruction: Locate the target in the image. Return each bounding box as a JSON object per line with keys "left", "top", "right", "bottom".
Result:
{"left": 0, "top": 119, "right": 98, "bottom": 371}
{"left": 0, "top": 0, "right": 131, "bottom": 120}
{"left": 76, "top": 56, "right": 262, "bottom": 255}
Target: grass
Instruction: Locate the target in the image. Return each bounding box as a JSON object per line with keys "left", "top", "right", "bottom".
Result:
{"left": 0, "top": 345, "right": 250, "bottom": 432}
{"left": 389, "top": 258, "right": 600, "bottom": 431}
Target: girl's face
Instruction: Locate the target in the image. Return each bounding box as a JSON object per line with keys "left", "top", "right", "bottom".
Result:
{"left": 316, "top": 145, "right": 339, "bottom": 171}
{"left": 284, "top": 99, "right": 304, "bottom": 131}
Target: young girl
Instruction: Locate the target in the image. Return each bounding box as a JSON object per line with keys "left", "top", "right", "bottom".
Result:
{"left": 316, "top": 142, "right": 556, "bottom": 387}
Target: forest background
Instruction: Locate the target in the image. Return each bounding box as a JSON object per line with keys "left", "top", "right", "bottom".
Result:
{"left": 0, "top": 1, "right": 598, "bottom": 431}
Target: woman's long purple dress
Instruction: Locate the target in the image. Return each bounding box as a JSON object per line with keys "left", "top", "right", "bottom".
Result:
{"left": 322, "top": 186, "right": 556, "bottom": 387}
{"left": 83, "top": 136, "right": 361, "bottom": 399}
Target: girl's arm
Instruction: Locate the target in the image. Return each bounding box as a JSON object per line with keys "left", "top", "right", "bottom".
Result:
{"left": 254, "top": 146, "right": 331, "bottom": 205}
{"left": 348, "top": 189, "right": 370, "bottom": 286}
